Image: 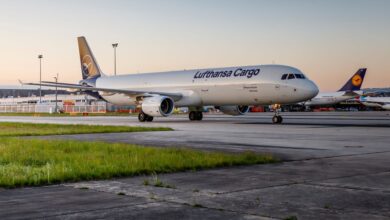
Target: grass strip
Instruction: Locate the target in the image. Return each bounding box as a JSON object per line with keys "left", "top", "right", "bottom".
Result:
{"left": 0, "top": 138, "right": 276, "bottom": 188}
{"left": 0, "top": 122, "right": 171, "bottom": 137}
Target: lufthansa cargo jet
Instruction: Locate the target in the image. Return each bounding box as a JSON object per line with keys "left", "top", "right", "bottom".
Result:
{"left": 304, "top": 68, "right": 366, "bottom": 106}
{"left": 24, "top": 37, "right": 319, "bottom": 123}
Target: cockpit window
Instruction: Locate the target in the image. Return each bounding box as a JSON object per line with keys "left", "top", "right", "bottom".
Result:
{"left": 283, "top": 73, "right": 306, "bottom": 80}
{"left": 287, "top": 74, "right": 295, "bottom": 79}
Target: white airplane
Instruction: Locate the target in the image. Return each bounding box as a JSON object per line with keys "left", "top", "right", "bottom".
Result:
{"left": 357, "top": 96, "right": 390, "bottom": 110}
{"left": 304, "top": 68, "right": 366, "bottom": 106}
{"left": 24, "top": 36, "right": 318, "bottom": 123}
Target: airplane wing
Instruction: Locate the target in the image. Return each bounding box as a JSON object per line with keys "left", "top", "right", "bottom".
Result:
{"left": 41, "top": 81, "right": 83, "bottom": 86}
{"left": 363, "top": 100, "right": 386, "bottom": 105}
{"left": 20, "top": 81, "right": 183, "bottom": 101}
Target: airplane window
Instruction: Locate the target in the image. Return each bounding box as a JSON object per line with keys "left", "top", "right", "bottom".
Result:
{"left": 295, "top": 74, "right": 302, "bottom": 79}
{"left": 281, "top": 74, "right": 287, "bottom": 80}
{"left": 288, "top": 74, "right": 295, "bottom": 79}
{"left": 301, "top": 74, "right": 306, "bottom": 79}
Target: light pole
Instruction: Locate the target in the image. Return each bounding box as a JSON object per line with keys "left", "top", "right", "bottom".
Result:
{"left": 54, "top": 73, "right": 58, "bottom": 113}
{"left": 38, "top": 54, "right": 43, "bottom": 103}
{"left": 112, "top": 43, "right": 118, "bottom": 75}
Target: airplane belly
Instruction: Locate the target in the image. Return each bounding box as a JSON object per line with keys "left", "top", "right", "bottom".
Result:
{"left": 174, "top": 90, "right": 202, "bottom": 107}
{"left": 101, "top": 93, "right": 136, "bottom": 106}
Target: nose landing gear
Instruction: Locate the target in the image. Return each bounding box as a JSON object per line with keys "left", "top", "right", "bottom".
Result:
{"left": 272, "top": 115, "right": 283, "bottom": 124}
{"left": 271, "top": 104, "right": 283, "bottom": 124}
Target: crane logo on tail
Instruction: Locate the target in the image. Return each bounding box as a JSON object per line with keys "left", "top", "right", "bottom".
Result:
{"left": 81, "top": 55, "right": 94, "bottom": 79}
{"left": 352, "top": 74, "right": 363, "bottom": 87}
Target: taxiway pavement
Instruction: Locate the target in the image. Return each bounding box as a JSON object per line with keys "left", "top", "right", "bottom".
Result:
{"left": 0, "top": 112, "right": 389, "bottom": 219}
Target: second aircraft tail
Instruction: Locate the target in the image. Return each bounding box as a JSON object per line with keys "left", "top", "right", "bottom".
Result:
{"left": 338, "top": 68, "right": 367, "bottom": 92}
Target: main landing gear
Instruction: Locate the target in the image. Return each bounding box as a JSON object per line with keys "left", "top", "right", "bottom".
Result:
{"left": 189, "top": 111, "right": 203, "bottom": 121}
{"left": 271, "top": 104, "right": 283, "bottom": 124}
{"left": 138, "top": 111, "right": 154, "bottom": 122}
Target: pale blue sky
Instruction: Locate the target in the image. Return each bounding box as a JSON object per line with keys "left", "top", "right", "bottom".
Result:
{"left": 0, "top": 0, "right": 389, "bottom": 90}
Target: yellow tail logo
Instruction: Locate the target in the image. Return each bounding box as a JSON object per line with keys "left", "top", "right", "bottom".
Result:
{"left": 78, "top": 36, "right": 102, "bottom": 79}
{"left": 352, "top": 74, "right": 362, "bottom": 87}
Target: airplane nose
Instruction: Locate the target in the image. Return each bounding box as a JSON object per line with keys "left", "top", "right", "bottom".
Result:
{"left": 307, "top": 80, "right": 319, "bottom": 98}
{"left": 300, "top": 80, "right": 319, "bottom": 100}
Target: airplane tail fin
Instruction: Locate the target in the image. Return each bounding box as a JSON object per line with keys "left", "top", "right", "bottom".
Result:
{"left": 338, "top": 68, "right": 367, "bottom": 92}
{"left": 78, "top": 36, "right": 104, "bottom": 80}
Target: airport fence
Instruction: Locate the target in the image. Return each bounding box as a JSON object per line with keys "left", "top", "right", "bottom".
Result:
{"left": 0, "top": 104, "right": 107, "bottom": 113}
{"left": 62, "top": 105, "right": 106, "bottom": 113}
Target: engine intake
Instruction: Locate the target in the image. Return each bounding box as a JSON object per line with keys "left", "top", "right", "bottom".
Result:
{"left": 218, "top": 105, "right": 249, "bottom": 116}
{"left": 142, "top": 96, "right": 174, "bottom": 117}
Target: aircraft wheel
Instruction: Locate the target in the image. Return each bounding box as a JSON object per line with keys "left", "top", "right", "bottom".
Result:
{"left": 138, "top": 112, "right": 147, "bottom": 122}
{"left": 146, "top": 115, "right": 154, "bottom": 122}
{"left": 196, "top": 111, "right": 203, "bottom": 121}
{"left": 189, "top": 111, "right": 197, "bottom": 121}
{"left": 272, "top": 116, "right": 279, "bottom": 124}
{"left": 277, "top": 116, "right": 283, "bottom": 124}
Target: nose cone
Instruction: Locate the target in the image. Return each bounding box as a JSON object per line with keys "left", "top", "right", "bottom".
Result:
{"left": 301, "top": 80, "right": 319, "bottom": 100}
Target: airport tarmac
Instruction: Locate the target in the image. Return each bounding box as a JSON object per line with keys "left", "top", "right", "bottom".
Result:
{"left": 0, "top": 112, "right": 390, "bottom": 219}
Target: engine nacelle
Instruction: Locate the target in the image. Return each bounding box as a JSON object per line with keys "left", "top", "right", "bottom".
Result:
{"left": 141, "top": 96, "right": 174, "bottom": 117}
{"left": 218, "top": 105, "right": 250, "bottom": 116}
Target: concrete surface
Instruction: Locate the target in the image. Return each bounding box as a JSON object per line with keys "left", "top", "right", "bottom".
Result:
{"left": 0, "top": 112, "right": 389, "bottom": 219}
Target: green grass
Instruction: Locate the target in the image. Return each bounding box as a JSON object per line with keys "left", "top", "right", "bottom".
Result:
{"left": 145, "top": 174, "right": 177, "bottom": 189}
{"left": 0, "top": 138, "right": 276, "bottom": 188}
{"left": 0, "top": 122, "right": 172, "bottom": 137}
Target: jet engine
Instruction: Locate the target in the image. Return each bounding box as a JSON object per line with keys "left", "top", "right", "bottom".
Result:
{"left": 217, "top": 105, "right": 250, "bottom": 116}
{"left": 141, "top": 96, "right": 175, "bottom": 117}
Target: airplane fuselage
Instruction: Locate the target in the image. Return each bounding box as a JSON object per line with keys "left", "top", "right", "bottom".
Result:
{"left": 304, "top": 91, "right": 358, "bottom": 106}
{"left": 95, "top": 65, "right": 319, "bottom": 107}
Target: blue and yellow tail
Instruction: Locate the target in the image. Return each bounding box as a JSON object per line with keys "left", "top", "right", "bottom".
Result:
{"left": 338, "top": 68, "right": 367, "bottom": 91}
{"left": 78, "top": 36, "right": 104, "bottom": 80}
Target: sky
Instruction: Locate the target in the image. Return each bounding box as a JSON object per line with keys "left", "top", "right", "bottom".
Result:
{"left": 0, "top": 0, "right": 389, "bottom": 91}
